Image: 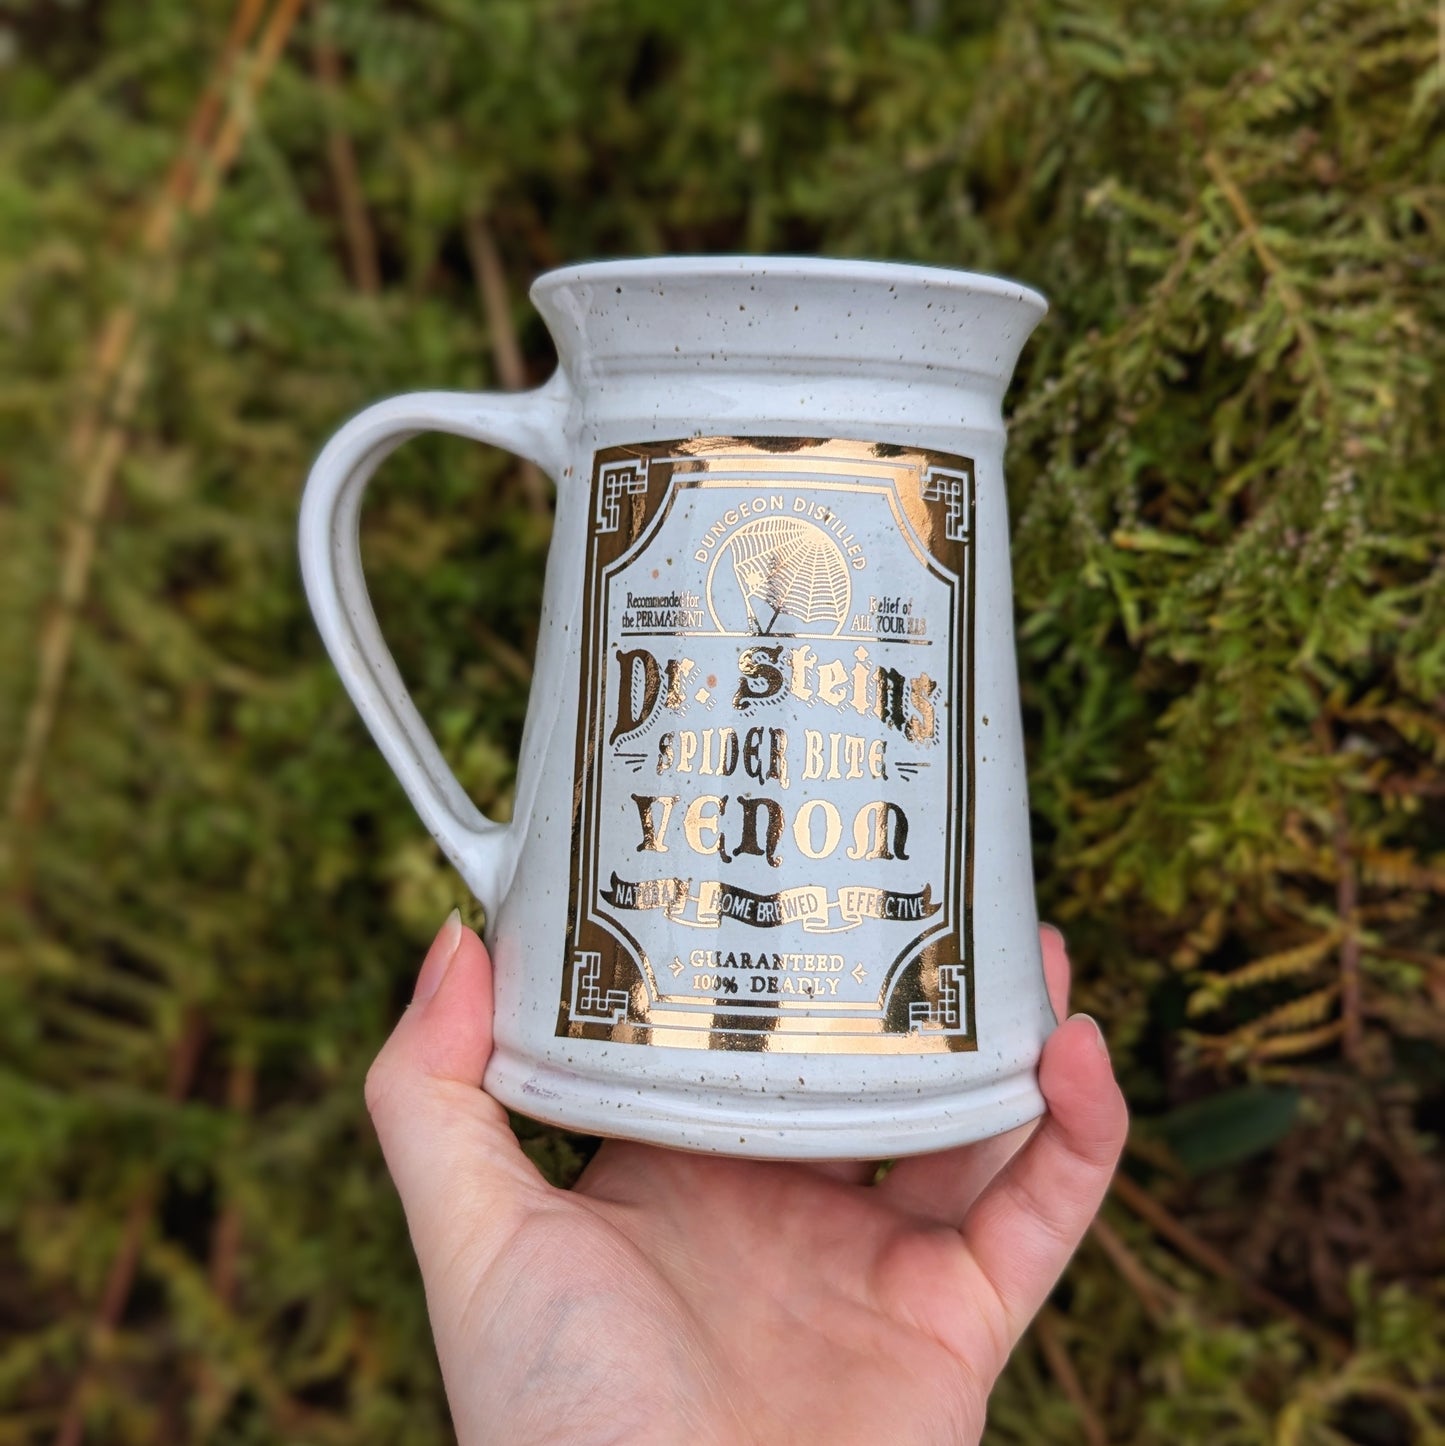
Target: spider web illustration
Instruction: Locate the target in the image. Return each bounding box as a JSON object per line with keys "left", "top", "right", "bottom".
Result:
{"left": 723, "top": 517, "right": 851, "bottom": 633}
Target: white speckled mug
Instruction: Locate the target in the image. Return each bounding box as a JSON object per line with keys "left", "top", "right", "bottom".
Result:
{"left": 300, "top": 256, "right": 1054, "bottom": 1159}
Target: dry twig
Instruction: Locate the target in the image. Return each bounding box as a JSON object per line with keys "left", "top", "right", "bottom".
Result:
{"left": 1034, "top": 1307, "right": 1108, "bottom": 1446}
{"left": 1111, "top": 1172, "right": 1350, "bottom": 1359}
{"left": 70, "top": 0, "right": 271, "bottom": 468}
{"left": 188, "top": 0, "right": 308, "bottom": 216}
{"left": 1323, "top": 736, "right": 1364, "bottom": 1068}
{"left": 1299, "top": 710, "right": 1365, "bottom": 1067}
{"left": 4, "top": 0, "right": 305, "bottom": 859}
{"left": 314, "top": 33, "right": 381, "bottom": 296}
{"left": 6, "top": 338, "right": 151, "bottom": 851}
{"left": 191, "top": 1055, "right": 259, "bottom": 1439}
{"left": 463, "top": 210, "right": 549, "bottom": 515}
{"left": 1089, "top": 1214, "right": 1175, "bottom": 1325}
{"left": 53, "top": 1010, "right": 208, "bottom": 1446}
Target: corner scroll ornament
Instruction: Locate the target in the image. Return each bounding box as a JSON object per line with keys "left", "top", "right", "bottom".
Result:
{"left": 909, "top": 963, "right": 968, "bottom": 1033}
{"left": 921, "top": 465, "right": 974, "bottom": 543}
{"left": 596, "top": 458, "right": 651, "bottom": 534}
{"left": 570, "top": 950, "right": 629, "bottom": 1024}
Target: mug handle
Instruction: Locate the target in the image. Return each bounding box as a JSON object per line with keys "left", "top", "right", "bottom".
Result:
{"left": 298, "top": 384, "right": 568, "bottom": 911}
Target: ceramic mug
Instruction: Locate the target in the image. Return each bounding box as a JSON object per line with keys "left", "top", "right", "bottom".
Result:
{"left": 299, "top": 256, "right": 1054, "bottom": 1159}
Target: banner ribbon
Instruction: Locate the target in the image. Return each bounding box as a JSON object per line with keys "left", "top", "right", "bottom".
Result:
{"left": 599, "top": 873, "right": 941, "bottom": 932}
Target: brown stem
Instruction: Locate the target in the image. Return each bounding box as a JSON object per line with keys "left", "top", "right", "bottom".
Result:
{"left": 4, "top": 0, "right": 306, "bottom": 861}
{"left": 462, "top": 210, "right": 549, "bottom": 515}
{"left": 1088, "top": 1214, "right": 1174, "bottom": 1325}
{"left": 1364, "top": 775, "right": 1445, "bottom": 798}
{"left": 475, "top": 622, "right": 534, "bottom": 685}
{"left": 1033, "top": 1307, "right": 1107, "bottom": 1446}
{"left": 1369, "top": 943, "right": 1445, "bottom": 975}
{"left": 1312, "top": 714, "right": 1364, "bottom": 1067}
{"left": 209, "top": 1056, "right": 257, "bottom": 1304}
{"left": 71, "top": 0, "right": 269, "bottom": 468}
{"left": 1333, "top": 812, "right": 1364, "bottom": 1068}
{"left": 6, "top": 338, "right": 151, "bottom": 845}
{"left": 189, "top": 0, "right": 308, "bottom": 216}
{"left": 314, "top": 34, "right": 381, "bottom": 296}
{"left": 53, "top": 1008, "right": 208, "bottom": 1446}
{"left": 1110, "top": 1172, "right": 1349, "bottom": 1359}
{"left": 192, "top": 1055, "right": 258, "bottom": 1440}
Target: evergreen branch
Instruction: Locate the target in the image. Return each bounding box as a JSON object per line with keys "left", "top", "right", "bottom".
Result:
{"left": 2, "top": 0, "right": 1440, "bottom": 1433}
{"left": 1203, "top": 148, "right": 1332, "bottom": 423}
{"left": 143, "top": 1236, "right": 330, "bottom": 1441}
{"left": 1356, "top": 846, "right": 1445, "bottom": 891}
{"left": 1250, "top": 982, "right": 1344, "bottom": 1037}
{"left": 1252, "top": 1019, "right": 1348, "bottom": 1059}
{"left": 1192, "top": 984, "right": 1352, "bottom": 1062}
{"left": 1188, "top": 930, "right": 1340, "bottom": 1015}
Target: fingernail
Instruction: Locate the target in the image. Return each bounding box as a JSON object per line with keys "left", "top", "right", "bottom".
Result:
{"left": 1072, "top": 1012, "right": 1109, "bottom": 1057}
{"left": 413, "top": 908, "right": 463, "bottom": 1004}
{"left": 1041, "top": 922, "right": 1067, "bottom": 949}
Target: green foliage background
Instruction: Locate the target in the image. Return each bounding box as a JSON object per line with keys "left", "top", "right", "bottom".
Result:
{"left": 2, "top": 0, "right": 1443, "bottom": 1441}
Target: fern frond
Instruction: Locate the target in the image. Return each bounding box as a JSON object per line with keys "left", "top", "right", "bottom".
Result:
{"left": 1189, "top": 934, "right": 1339, "bottom": 1016}
{"left": 1251, "top": 1020, "right": 1348, "bottom": 1059}
{"left": 1249, "top": 983, "right": 1345, "bottom": 1037}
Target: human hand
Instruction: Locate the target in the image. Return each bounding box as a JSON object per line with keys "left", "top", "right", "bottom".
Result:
{"left": 365, "top": 916, "right": 1127, "bottom": 1445}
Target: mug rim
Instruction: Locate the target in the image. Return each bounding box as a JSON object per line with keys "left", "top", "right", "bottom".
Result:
{"left": 530, "top": 253, "right": 1047, "bottom": 316}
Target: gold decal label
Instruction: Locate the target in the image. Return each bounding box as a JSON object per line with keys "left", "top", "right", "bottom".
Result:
{"left": 559, "top": 438, "right": 977, "bottom": 1054}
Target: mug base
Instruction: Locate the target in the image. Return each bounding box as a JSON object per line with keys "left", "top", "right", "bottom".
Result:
{"left": 483, "top": 1047, "right": 1046, "bottom": 1161}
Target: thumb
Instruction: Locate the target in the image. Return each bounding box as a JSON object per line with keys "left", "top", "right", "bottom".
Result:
{"left": 958, "top": 1014, "right": 1128, "bottom": 1345}
{"left": 365, "top": 911, "right": 548, "bottom": 1286}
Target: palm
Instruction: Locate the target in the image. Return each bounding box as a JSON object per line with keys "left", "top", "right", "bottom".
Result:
{"left": 582, "top": 1147, "right": 1001, "bottom": 1441}
{"left": 368, "top": 926, "right": 1125, "bottom": 1446}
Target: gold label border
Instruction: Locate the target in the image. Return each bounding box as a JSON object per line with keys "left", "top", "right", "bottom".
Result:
{"left": 558, "top": 437, "right": 977, "bottom": 1055}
